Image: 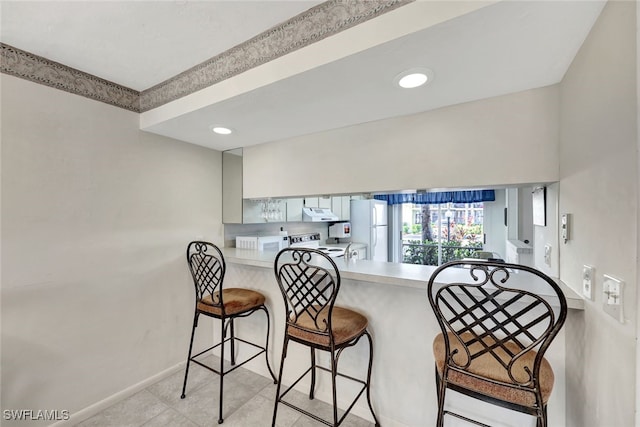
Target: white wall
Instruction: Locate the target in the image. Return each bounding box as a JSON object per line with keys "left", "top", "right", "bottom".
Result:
{"left": 243, "top": 85, "right": 560, "bottom": 199}
{"left": 559, "top": 2, "right": 637, "bottom": 426}
{"left": 534, "top": 183, "right": 559, "bottom": 277}
{"left": 1, "top": 75, "right": 222, "bottom": 426}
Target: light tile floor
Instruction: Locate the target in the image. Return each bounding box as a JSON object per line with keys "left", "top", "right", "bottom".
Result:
{"left": 76, "top": 355, "right": 375, "bottom": 427}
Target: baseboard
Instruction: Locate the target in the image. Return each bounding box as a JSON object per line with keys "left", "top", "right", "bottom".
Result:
{"left": 48, "top": 361, "right": 187, "bottom": 427}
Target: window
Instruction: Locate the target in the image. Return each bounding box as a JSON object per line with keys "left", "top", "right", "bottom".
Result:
{"left": 400, "top": 202, "right": 484, "bottom": 266}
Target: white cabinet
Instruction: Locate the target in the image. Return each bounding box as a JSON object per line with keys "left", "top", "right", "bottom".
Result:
{"left": 303, "top": 196, "right": 331, "bottom": 208}
{"left": 331, "top": 196, "right": 353, "bottom": 221}
{"left": 242, "top": 199, "right": 264, "bottom": 224}
{"left": 304, "top": 197, "right": 319, "bottom": 208}
{"left": 286, "top": 198, "right": 304, "bottom": 222}
{"left": 331, "top": 196, "right": 343, "bottom": 219}
{"left": 335, "top": 195, "right": 365, "bottom": 221}
{"left": 319, "top": 196, "right": 332, "bottom": 209}
{"left": 239, "top": 194, "right": 365, "bottom": 223}
{"left": 243, "top": 199, "right": 286, "bottom": 223}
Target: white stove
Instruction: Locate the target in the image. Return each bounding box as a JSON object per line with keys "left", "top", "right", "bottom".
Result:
{"left": 288, "top": 233, "right": 346, "bottom": 258}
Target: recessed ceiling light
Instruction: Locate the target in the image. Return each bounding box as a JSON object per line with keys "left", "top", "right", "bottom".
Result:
{"left": 394, "top": 68, "right": 434, "bottom": 89}
{"left": 211, "top": 126, "right": 233, "bottom": 135}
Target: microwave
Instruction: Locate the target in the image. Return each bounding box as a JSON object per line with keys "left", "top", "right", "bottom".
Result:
{"left": 329, "top": 222, "right": 351, "bottom": 238}
{"left": 236, "top": 235, "right": 289, "bottom": 251}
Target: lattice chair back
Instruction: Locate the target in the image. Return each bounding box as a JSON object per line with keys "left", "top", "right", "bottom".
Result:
{"left": 427, "top": 260, "right": 567, "bottom": 401}
{"left": 186, "top": 241, "right": 226, "bottom": 308}
{"left": 274, "top": 248, "right": 340, "bottom": 346}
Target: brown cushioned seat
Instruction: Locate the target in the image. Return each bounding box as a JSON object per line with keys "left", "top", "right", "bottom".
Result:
{"left": 197, "top": 288, "right": 266, "bottom": 316}
{"left": 433, "top": 332, "right": 555, "bottom": 407}
{"left": 287, "top": 305, "right": 368, "bottom": 347}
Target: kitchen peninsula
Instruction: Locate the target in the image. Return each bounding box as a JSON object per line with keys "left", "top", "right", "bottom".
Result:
{"left": 218, "top": 247, "right": 582, "bottom": 427}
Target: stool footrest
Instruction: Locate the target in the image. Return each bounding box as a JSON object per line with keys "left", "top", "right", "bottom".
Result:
{"left": 443, "top": 410, "right": 491, "bottom": 427}
{"left": 189, "top": 336, "right": 267, "bottom": 376}
{"left": 275, "top": 364, "right": 368, "bottom": 427}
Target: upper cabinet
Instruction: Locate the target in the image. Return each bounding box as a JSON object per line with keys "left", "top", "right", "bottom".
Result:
{"left": 286, "top": 198, "right": 304, "bottom": 222}
{"left": 222, "top": 149, "right": 243, "bottom": 224}
{"left": 243, "top": 198, "right": 286, "bottom": 223}
{"left": 222, "top": 149, "right": 363, "bottom": 223}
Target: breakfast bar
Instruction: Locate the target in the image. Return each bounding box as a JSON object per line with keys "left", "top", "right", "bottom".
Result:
{"left": 217, "top": 248, "right": 583, "bottom": 427}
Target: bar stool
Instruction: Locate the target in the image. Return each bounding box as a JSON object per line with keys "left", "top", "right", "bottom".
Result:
{"left": 272, "top": 247, "right": 380, "bottom": 427}
{"left": 181, "top": 241, "right": 277, "bottom": 424}
{"left": 427, "top": 260, "right": 567, "bottom": 427}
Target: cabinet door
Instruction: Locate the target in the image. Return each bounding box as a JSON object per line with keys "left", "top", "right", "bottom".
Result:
{"left": 286, "top": 198, "right": 304, "bottom": 222}
{"left": 304, "top": 197, "right": 319, "bottom": 208}
{"left": 242, "top": 200, "right": 265, "bottom": 223}
{"left": 341, "top": 196, "right": 351, "bottom": 220}
{"left": 331, "top": 196, "right": 343, "bottom": 219}
{"left": 319, "top": 196, "right": 332, "bottom": 209}
{"left": 222, "top": 149, "right": 243, "bottom": 224}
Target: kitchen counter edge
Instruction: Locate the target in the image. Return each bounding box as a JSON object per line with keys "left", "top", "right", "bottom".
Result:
{"left": 220, "top": 248, "right": 584, "bottom": 310}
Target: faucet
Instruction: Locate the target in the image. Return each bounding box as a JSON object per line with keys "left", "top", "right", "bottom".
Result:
{"left": 344, "top": 243, "right": 354, "bottom": 261}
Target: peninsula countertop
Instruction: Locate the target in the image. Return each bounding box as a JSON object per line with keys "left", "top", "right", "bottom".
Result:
{"left": 220, "top": 247, "right": 584, "bottom": 310}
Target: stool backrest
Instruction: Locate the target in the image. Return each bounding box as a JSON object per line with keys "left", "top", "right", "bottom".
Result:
{"left": 274, "top": 248, "right": 340, "bottom": 338}
{"left": 186, "top": 241, "right": 226, "bottom": 305}
{"left": 427, "top": 260, "right": 567, "bottom": 387}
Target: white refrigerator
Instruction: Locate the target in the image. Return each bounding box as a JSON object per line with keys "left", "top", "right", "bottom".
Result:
{"left": 350, "top": 199, "right": 388, "bottom": 262}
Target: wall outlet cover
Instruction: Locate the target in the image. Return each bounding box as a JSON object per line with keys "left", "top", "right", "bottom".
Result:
{"left": 582, "top": 265, "right": 594, "bottom": 300}
{"left": 603, "top": 274, "right": 625, "bottom": 323}
{"left": 544, "top": 245, "right": 552, "bottom": 267}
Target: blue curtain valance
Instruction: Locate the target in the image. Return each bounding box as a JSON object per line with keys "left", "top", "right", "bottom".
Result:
{"left": 374, "top": 190, "right": 495, "bottom": 205}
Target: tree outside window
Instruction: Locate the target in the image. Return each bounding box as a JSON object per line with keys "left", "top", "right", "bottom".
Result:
{"left": 402, "top": 203, "right": 483, "bottom": 265}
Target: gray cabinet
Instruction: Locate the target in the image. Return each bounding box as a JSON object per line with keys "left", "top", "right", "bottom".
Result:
{"left": 222, "top": 149, "right": 243, "bottom": 224}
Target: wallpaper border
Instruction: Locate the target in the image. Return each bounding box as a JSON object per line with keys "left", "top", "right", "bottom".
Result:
{"left": 1, "top": 0, "right": 411, "bottom": 113}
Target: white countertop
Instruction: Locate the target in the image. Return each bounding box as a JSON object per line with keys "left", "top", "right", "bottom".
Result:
{"left": 221, "top": 247, "right": 584, "bottom": 310}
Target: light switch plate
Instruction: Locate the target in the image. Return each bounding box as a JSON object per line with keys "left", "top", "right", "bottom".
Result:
{"left": 603, "top": 274, "right": 625, "bottom": 323}
{"left": 582, "top": 265, "right": 594, "bottom": 300}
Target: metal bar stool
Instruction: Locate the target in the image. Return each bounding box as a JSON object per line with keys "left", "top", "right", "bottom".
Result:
{"left": 427, "top": 260, "right": 567, "bottom": 427}
{"left": 272, "top": 247, "right": 380, "bottom": 427}
{"left": 181, "top": 241, "right": 277, "bottom": 424}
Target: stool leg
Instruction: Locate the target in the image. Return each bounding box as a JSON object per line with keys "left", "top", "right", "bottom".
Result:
{"left": 309, "top": 348, "right": 316, "bottom": 400}
{"left": 330, "top": 348, "right": 338, "bottom": 427}
{"left": 272, "top": 336, "right": 289, "bottom": 427}
{"left": 364, "top": 331, "right": 380, "bottom": 427}
{"left": 230, "top": 318, "right": 236, "bottom": 366}
{"left": 181, "top": 312, "right": 198, "bottom": 399}
{"left": 218, "top": 317, "right": 225, "bottom": 424}
{"left": 262, "top": 307, "right": 277, "bottom": 383}
{"left": 435, "top": 366, "right": 446, "bottom": 427}
{"left": 538, "top": 404, "right": 548, "bottom": 427}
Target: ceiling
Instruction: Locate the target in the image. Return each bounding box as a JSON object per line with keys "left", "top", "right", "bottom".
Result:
{"left": 1, "top": 1, "right": 605, "bottom": 151}
{"left": 0, "top": 1, "right": 323, "bottom": 90}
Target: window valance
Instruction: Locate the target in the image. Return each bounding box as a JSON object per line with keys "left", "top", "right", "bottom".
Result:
{"left": 374, "top": 190, "right": 495, "bottom": 205}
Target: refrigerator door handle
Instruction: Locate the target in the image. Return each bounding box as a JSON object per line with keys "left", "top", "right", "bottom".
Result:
{"left": 372, "top": 207, "right": 377, "bottom": 227}
{"left": 372, "top": 227, "right": 377, "bottom": 257}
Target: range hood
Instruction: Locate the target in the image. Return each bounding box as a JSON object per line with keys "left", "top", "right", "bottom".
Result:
{"left": 302, "top": 207, "right": 339, "bottom": 222}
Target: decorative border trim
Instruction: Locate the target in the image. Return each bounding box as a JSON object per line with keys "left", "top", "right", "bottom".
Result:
{"left": 1, "top": 43, "right": 141, "bottom": 112}
{"left": 1, "top": 0, "right": 412, "bottom": 113}
{"left": 139, "top": 0, "right": 411, "bottom": 112}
